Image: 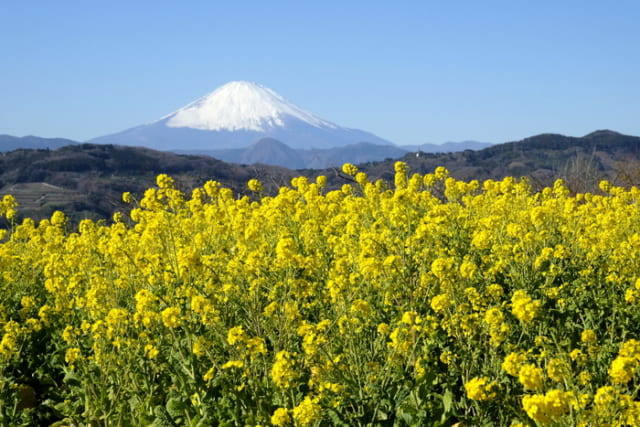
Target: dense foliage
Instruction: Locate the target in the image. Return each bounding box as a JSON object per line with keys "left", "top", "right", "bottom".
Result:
{"left": 1, "top": 163, "right": 640, "bottom": 426}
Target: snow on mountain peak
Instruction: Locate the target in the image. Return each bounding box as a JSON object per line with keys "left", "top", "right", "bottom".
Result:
{"left": 165, "top": 81, "right": 337, "bottom": 132}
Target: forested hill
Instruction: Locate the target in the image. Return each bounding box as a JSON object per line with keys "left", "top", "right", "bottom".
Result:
{"left": 0, "top": 144, "right": 300, "bottom": 222}
{"left": 1, "top": 130, "right": 640, "bottom": 223}
{"left": 355, "top": 130, "right": 640, "bottom": 193}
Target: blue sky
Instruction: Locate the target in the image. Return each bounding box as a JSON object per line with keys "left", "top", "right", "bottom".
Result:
{"left": 2, "top": 1, "right": 639, "bottom": 145}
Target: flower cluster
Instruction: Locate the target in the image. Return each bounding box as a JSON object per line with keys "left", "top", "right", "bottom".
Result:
{"left": 464, "top": 376, "right": 498, "bottom": 401}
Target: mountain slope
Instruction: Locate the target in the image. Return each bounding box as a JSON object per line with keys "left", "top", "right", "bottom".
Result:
{"left": 91, "top": 81, "right": 393, "bottom": 151}
{"left": 163, "top": 81, "right": 335, "bottom": 131}
{"left": 0, "top": 143, "right": 301, "bottom": 223}
{"left": 184, "top": 139, "right": 409, "bottom": 169}
{"left": 239, "top": 138, "right": 306, "bottom": 169}
{"left": 299, "top": 142, "right": 409, "bottom": 169}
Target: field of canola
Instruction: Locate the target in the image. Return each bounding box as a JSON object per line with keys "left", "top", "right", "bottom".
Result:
{"left": 1, "top": 162, "right": 640, "bottom": 426}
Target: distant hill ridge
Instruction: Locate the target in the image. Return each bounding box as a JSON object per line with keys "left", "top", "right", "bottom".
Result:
{"left": 187, "top": 138, "right": 411, "bottom": 169}
{"left": 363, "top": 129, "right": 640, "bottom": 194}
{"left": 0, "top": 129, "right": 638, "bottom": 223}
{"left": 485, "top": 130, "right": 635, "bottom": 153}
{"left": 0, "top": 135, "right": 78, "bottom": 151}
{"left": 0, "top": 133, "right": 489, "bottom": 169}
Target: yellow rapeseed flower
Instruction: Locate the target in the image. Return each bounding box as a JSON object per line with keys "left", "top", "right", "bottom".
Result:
{"left": 464, "top": 376, "right": 498, "bottom": 401}
{"left": 160, "top": 307, "right": 182, "bottom": 328}
{"left": 518, "top": 364, "right": 544, "bottom": 391}
{"left": 511, "top": 290, "right": 541, "bottom": 322}
{"left": 271, "top": 351, "right": 298, "bottom": 390}
{"left": 270, "top": 408, "right": 291, "bottom": 426}
{"left": 341, "top": 163, "right": 358, "bottom": 176}
{"left": 502, "top": 351, "right": 528, "bottom": 377}
{"left": 430, "top": 293, "right": 452, "bottom": 313}
{"left": 610, "top": 356, "right": 636, "bottom": 384}
{"left": 247, "top": 179, "right": 263, "bottom": 193}
{"left": 581, "top": 329, "right": 597, "bottom": 344}
{"left": 292, "top": 395, "right": 322, "bottom": 427}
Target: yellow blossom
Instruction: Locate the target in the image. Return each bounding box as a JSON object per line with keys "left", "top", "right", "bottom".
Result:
{"left": 464, "top": 376, "right": 498, "bottom": 401}
{"left": 502, "top": 351, "right": 528, "bottom": 377}
{"left": 221, "top": 360, "right": 244, "bottom": 370}
{"left": 65, "top": 348, "right": 81, "bottom": 366}
{"left": 160, "top": 307, "right": 182, "bottom": 328}
{"left": 431, "top": 293, "right": 452, "bottom": 313}
{"left": 518, "top": 364, "right": 544, "bottom": 391}
{"left": 610, "top": 356, "right": 636, "bottom": 384}
{"left": 511, "top": 290, "right": 541, "bottom": 322}
{"left": 271, "top": 408, "right": 291, "bottom": 426}
{"left": 581, "top": 329, "right": 597, "bottom": 344}
{"left": 292, "top": 395, "right": 323, "bottom": 427}
{"left": 271, "top": 351, "right": 298, "bottom": 390}
{"left": 247, "top": 179, "right": 263, "bottom": 193}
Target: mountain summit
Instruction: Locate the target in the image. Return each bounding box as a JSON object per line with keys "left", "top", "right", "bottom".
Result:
{"left": 164, "top": 81, "right": 336, "bottom": 132}
{"left": 91, "top": 81, "right": 392, "bottom": 151}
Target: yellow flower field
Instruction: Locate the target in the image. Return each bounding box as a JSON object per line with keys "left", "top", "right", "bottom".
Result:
{"left": 1, "top": 162, "right": 640, "bottom": 426}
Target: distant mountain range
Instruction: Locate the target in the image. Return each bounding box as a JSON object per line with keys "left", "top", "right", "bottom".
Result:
{"left": 176, "top": 138, "right": 410, "bottom": 169}
{"left": 180, "top": 139, "right": 493, "bottom": 169}
{"left": 0, "top": 135, "right": 78, "bottom": 151}
{"left": 0, "top": 129, "right": 639, "bottom": 224}
{"left": 0, "top": 133, "right": 490, "bottom": 169}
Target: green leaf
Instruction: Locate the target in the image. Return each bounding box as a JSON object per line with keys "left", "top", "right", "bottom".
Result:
{"left": 166, "top": 397, "right": 187, "bottom": 418}
{"left": 129, "top": 394, "right": 141, "bottom": 411}
{"left": 152, "top": 405, "right": 175, "bottom": 427}
{"left": 398, "top": 410, "right": 415, "bottom": 425}
{"left": 62, "top": 370, "right": 82, "bottom": 388}
{"left": 442, "top": 389, "right": 453, "bottom": 413}
{"left": 326, "top": 408, "right": 350, "bottom": 426}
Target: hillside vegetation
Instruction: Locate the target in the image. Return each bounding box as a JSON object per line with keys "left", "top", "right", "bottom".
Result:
{"left": 0, "top": 144, "right": 299, "bottom": 223}
{"left": 357, "top": 130, "right": 640, "bottom": 194}
{"left": 1, "top": 130, "right": 639, "bottom": 223}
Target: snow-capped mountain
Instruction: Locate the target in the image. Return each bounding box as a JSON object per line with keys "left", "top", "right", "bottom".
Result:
{"left": 91, "top": 81, "right": 393, "bottom": 151}
{"left": 164, "top": 81, "right": 336, "bottom": 132}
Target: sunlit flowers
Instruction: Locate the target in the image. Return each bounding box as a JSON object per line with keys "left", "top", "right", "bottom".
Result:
{"left": 518, "top": 364, "right": 544, "bottom": 391}
{"left": 464, "top": 376, "right": 498, "bottom": 401}
{"left": 522, "top": 389, "right": 573, "bottom": 424}
{"left": 3, "top": 165, "right": 640, "bottom": 425}
{"left": 292, "top": 395, "right": 323, "bottom": 426}
{"left": 511, "top": 290, "right": 541, "bottom": 323}
{"left": 271, "top": 350, "right": 298, "bottom": 390}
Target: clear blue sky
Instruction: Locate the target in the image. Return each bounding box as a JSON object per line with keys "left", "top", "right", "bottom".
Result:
{"left": 2, "top": 1, "right": 639, "bottom": 145}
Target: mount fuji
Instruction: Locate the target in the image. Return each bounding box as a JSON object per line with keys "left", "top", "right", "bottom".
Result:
{"left": 91, "top": 81, "right": 393, "bottom": 152}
